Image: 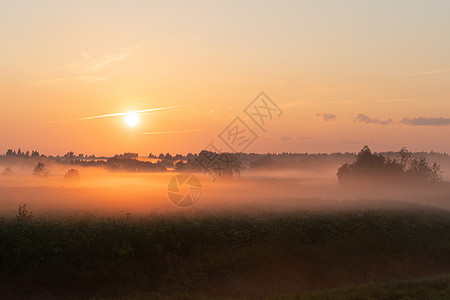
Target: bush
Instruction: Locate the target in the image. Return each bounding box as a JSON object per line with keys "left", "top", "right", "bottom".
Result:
{"left": 2, "top": 167, "right": 12, "bottom": 176}
{"left": 64, "top": 169, "right": 80, "bottom": 180}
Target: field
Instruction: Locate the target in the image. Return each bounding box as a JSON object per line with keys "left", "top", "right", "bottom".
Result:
{"left": 1, "top": 201, "right": 450, "bottom": 299}
{"left": 1, "top": 166, "right": 450, "bottom": 299}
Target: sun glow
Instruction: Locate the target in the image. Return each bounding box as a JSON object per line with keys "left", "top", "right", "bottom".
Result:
{"left": 124, "top": 112, "right": 139, "bottom": 127}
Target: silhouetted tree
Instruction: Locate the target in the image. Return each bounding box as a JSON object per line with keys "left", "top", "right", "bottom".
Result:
{"left": 16, "top": 204, "right": 32, "bottom": 223}
{"left": 407, "top": 157, "right": 443, "bottom": 183}
{"left": 249, "top": 155, "right": 276, "bottom": 170}
{"left": 174, "top": 160, "right": 189, "bottom": 171}
{"left": 105, "top": 157, "right": 165, "bottom": 172}
{"left": 32, "top": 162, "right": 48, "bottom": 176}
{"left": 337, "top": 146, "right": 443, "bottom": 186}
{"left": 2, "top": 167, "right": 12, "bottom": 176}
{"left": 399, "top": 147, "right": 412, "bottom": 167}
{"left": 64, "top": 169, "right": 80, "bottom": 180}
{"left": 195, "top": 151, "right": 242, "bottom": 179}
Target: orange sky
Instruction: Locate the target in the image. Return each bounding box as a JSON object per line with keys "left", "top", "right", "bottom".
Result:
{"left": 1, "top": 1, "right": 450, "bottom": 156}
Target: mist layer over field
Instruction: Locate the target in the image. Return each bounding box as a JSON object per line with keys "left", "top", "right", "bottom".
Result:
{"left": 1, "top": 162, "right": 449, "bottom": 216}
{"left": 1, "top": 161, "right": 450, "bottom": 299}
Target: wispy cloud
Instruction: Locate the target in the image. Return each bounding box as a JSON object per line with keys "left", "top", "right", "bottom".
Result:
{"left": 329, "top": 100, "right": 354, "bottom": 105}
{"left": 82, "top": 106, "right": 176, "bottom": 120}
{"left": 355, "top": 114, "right": 392, "bottom": 125}
{"left": 39, "top": 76, "right": 110, "bottom": 84}
{"left": 143, "top": 129, "right": 205, "bottom": 135}
{"left": 282, "top": 100, "right": 310, "bottom": 110}
{"left": 32, "top": 106, "right": 177, "bottom": 125}
{"left": 375, "top": 98, "right": 416, "bottom": 103}
{"left": 400, "top": 117, "right": 450, "bottom": 126}
{"left": 345, "top": 114, "right": 450, "bottom": 127}
{"left": 397, "top": 68, "right": 450, "bottom": 77}
{"left": 316, "top": 113, "right": 336, "bottom": 122}
{"left": 38, "top": 44, "right": 141, "bottom": 85}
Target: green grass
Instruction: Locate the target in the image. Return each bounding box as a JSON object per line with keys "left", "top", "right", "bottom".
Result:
{"left": 1, "top": 203, "right": 450, "bottom": 299}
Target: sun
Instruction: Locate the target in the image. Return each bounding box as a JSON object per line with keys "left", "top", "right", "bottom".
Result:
{"left": 124, "top": 112, "right": 139, "bottom": 127}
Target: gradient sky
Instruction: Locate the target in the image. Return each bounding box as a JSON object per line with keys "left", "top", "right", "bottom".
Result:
{"left": 1, "top": 0, "right": 450, "bottom": 156}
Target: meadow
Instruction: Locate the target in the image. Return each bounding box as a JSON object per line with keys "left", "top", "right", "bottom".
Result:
{"left": 1, "top": 159, "right": 450, "bottom": 299}
{"left": 1, "top": 201, "right": 450, "bottom": 299}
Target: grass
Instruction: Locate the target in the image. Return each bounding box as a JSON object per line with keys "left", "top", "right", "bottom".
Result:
{"left": 105, "top": 274, "right": 450, "bottom": 299}
{"left": 271, "top": 274, "right": 450, "bottom": 300}
{"left": 1, "top": 202, "right": 450, "bottom": 299}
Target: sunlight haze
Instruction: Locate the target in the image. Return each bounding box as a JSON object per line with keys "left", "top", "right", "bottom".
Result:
{"left": 1, "top": 0, "right": 450, "bottom": 156}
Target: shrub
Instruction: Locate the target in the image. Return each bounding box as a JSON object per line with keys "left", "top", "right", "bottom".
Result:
{"left": 64, "top": 169, "right": 80, "bottom": 180}
{"left": 2, "top": 167, "right": 12, "bottom": 176}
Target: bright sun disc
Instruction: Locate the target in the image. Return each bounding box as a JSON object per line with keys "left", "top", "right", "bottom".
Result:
{"left": 124, "top": 112, "right": 139, "bottom": 127}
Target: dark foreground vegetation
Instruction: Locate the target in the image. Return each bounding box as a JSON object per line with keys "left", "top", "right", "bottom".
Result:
{"left": 1, "top": 202, "right": 450, "bottom": 299}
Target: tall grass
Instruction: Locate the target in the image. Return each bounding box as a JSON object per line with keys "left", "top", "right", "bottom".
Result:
{"left": 1, "top": 203, "right": 450, "bottom": 298}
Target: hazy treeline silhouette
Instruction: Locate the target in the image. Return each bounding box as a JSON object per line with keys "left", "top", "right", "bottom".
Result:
{"left": 176, "top": 150, "right": 242, "bottom": 179}
{"left": 337, "top": 146, "right": 443, "bottom": 186}
{"left": 1, "top": 148, "right": 449, "bottom": 180}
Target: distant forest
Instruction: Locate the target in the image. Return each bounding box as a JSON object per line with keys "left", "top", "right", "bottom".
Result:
{"left": 1, "top": 148, "right": 449, "bottom": 177}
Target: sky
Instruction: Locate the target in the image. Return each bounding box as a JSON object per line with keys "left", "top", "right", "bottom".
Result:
{"left": 1, "top": 0, "right": 449, "bottom": 156}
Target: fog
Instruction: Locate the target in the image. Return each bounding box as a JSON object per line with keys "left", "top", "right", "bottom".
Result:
{"left": 1, "top": 161, "right": 449, "bottom": 216}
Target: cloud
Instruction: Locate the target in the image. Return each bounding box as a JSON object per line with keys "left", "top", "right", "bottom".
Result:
{"left": 143, "top": 129, "right": 205, "bottom": 135}
{"left": 32, "top": 106, "right": 178, "bottom": 125}
{"left": 329, "top": 100, "right": 354, "bottom": 104}
{"left": 400, "top": 117, "right": 450, "bottom": 126}
{"left": 280, "top": 136, "right": 292, "bottom": 141}
{"left": 375, "top": 98, "right": 416, "bottom": 103}
{"left": 354, "top": 114, "right": 392, "bottom": 125}
{"left": 38, "top": 44, "right": 141, "bottom": 85}
{"left": 39, "top": 76, "right": 109, "bottom": 84}
{"left": 82, "top": 45, "right": 139, "bottom": 73}
{"left": 316, "top": 113, "right": 336, "bottom": 122}
{"left": 398, "top": 68, "right": 450, "bottom": 77}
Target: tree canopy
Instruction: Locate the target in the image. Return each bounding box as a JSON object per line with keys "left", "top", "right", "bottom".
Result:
{"left": 337, "top": 146, "right": 443, "bottom": 186}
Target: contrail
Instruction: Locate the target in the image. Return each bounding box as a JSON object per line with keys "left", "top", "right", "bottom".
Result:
{"left": 82, "top": 106, "right": 177, "bottom": 120}
{"left": 143, "top": 129, "right": 205, "bottom": 135}
{"left": 32, "top": 106, "right": 178, "bottom": 125}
